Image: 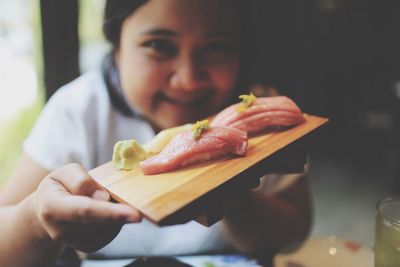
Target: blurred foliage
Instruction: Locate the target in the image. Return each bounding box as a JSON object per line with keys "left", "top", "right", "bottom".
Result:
{"left": 0, "top": 97, "right": 44, "bottom": 186}
{"left": 0, "top": 0, "right": 106, "bottom": 187}
{"left": 0, "top": 0, "right": 44, "bottom": 187}
{"left": 79, "top": 0, "right": 105, "bottom": 42}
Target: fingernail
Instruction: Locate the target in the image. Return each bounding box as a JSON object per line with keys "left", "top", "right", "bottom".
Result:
{"left": 124, "top": 211, "right": 142, "bottom": 223}
{"left": 92, "top": 189, "right": 110, "bottom": 201}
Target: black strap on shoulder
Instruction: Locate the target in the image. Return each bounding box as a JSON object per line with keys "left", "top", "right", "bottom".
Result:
{"left": 101, "top": 53, "right": 135, "bottom": 117}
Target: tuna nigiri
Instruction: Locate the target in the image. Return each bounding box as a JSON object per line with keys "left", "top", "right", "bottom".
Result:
{"left": 140, "top": 125, "right": 248, "bottom": 175}
{"left": 211, "top": 95, "right": 305, "bottom": 134}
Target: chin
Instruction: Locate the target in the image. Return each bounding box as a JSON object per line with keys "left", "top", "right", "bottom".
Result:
{"left": 157, "top": 115, "right": 196, "bottom": 129}
{"left": 151, "top": 117, "right": 184, "bottom": 130}
{"left": 153, "top": 105, "right": 212, "bottom": 129}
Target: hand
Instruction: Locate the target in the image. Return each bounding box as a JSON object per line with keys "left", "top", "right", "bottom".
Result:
{"left": 32, "top": 163, "right": 141, "bottom": 252}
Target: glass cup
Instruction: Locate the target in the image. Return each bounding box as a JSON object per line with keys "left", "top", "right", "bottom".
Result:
{"left": 375, "top": 197, "right": 400, "bottom": 267}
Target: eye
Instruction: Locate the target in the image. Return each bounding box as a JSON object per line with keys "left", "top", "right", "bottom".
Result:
{"left": 142, "top": 39, "right": 177, "bottom": 58}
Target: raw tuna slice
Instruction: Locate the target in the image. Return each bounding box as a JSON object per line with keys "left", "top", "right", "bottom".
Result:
{"left": 211, "top": 96, "right": 305, "bottom": 134}
{"left": 140, "top": 127, "right": 248, "bottom": 175}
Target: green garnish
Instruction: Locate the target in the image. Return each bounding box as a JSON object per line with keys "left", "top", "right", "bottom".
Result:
{"left": 112, "top": 139, "right": 147, "bottom": 170}
{"left": 236, "top": 92, "right": 257, "bottom": 112}
{"left": 192, "top": 119, "right": 210, "bottom": 140}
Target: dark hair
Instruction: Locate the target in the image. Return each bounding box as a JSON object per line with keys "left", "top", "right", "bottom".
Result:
{"left": 103, "top": 0, "right": 148, "bottom": 47}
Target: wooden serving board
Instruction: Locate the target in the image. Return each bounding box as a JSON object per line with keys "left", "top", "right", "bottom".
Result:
{"left": 89, "top": 114, "right": 328, "bottom": 225}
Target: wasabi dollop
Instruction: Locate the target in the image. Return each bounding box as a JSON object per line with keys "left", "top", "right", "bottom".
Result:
{"left": 236, "top": 93, "right": 257, "bottom": 112}
{"left": 192, "top": 119, "right": 210, "bottom": 140}
{"left": 112, "top": 139, "right": 147, "bottom": 170}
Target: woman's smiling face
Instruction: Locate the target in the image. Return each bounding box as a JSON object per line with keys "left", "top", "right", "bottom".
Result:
{"left": 115, "top": 0, "right": 241, "bottom": 130}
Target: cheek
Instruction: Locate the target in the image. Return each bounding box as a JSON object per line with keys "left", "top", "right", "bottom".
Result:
{"left": 210, "top": 59, "right": 240, "bottom": 97}
{"left": 119, "top": 56, "right": 166, "bottom": 112}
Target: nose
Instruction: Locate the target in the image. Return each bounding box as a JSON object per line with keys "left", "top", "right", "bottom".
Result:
{"left": 169, "top": 55, "right": 209, "bottom": 91}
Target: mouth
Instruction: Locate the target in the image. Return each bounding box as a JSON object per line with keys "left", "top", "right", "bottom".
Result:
{"left": 156, "top": 92, "right": 211, "bottom": 107}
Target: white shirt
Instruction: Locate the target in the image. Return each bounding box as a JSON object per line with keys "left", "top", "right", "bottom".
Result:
{"left": 23, "top": 69, "right": 303, "bottom": 260}
{"left": 23, "top": 70, "right": 233, "bottom": 258}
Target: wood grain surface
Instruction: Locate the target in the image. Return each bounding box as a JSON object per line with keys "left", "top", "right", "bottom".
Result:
{"left": 89, "top": 114, "right": 328, "bottom": 225}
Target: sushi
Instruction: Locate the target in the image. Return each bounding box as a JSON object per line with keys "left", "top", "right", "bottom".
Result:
{"left": 211, "top": 94, "right": 305, "bottom": 134}
{"left": 140, "top": 122, "right": 248, "bottom": 175}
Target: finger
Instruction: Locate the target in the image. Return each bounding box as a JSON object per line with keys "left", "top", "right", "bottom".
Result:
{"left": 49, "top": 194, "right": 142, "bottom": 224}
{"left": 48, "top": 163, "right": 106, "bottom": 197}
{"left": 91, "top": 189, "right": 111, "bottom": 201}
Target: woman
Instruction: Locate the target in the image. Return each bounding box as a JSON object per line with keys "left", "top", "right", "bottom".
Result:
{"left": 0, "top": 1, "right": 311, "bottom": 266}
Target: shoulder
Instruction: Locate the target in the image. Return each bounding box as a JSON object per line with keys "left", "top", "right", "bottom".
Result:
{"left": 47, "top": 70, "right": 109, "bottom": 115}
{"left": 23, "top": 70, "right": 112, "bottom": 170}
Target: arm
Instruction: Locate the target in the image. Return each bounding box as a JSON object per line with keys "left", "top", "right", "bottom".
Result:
{"left": 0, "top": 154, "right": 141, "bottom": 267}
{"left": 0, "top": 153, "right": 61, "bottom": 267}
{"left": 0, "top": 193, "right": 63, "bottom": 267}
{"left": 221, "top": 173, "right": 311, "bottom": 256}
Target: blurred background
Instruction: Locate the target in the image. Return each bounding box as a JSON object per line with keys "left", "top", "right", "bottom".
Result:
{"left": 0, "top": 0, "right": 107, "bottom": 184}
{"left": 0, "top": 0, "right": 399, "bottom": 248}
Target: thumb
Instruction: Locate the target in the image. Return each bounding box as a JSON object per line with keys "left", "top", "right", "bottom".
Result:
{"left": 49, "top": 163, "right": 108, "bottom": 198}
{"left": 91, "top": 189, "right": 111, "bottom": 201}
